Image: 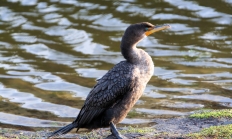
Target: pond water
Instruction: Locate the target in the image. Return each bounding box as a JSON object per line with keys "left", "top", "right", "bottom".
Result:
{"left": 0, "top": 0, "right": 232, "bottom": 130}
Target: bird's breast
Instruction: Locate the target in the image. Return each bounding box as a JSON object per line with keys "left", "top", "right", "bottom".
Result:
{"left": 136, "top": 50, "right": 154, "bottom": 84}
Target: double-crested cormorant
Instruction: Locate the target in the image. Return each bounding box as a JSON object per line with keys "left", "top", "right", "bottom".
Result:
{"left": 48, "top": 22, "right": 170, "bottom": 139}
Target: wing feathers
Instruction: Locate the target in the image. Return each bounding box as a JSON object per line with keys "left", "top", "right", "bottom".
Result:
{"left": 73, "top": 61, "right": 134, "bottom": 127}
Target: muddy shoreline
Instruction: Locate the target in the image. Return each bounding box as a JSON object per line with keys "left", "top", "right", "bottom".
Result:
{"left": 1, "top": 116, "right": 231, "bottom": 139}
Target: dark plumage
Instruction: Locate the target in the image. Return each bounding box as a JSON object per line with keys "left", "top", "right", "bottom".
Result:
{"left": 48, "top": 22, "right": 170, "bottom": 139}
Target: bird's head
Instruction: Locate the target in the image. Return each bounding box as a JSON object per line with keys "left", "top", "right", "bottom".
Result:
{"left": 122, "top": 22, "right": 170, "bottom": 46}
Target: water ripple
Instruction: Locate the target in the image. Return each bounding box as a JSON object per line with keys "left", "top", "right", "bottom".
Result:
{"left": 136, "top": 108, "right": 187, "bottom": 116}
{"left": 20, "top": 44, "right": 77, "bottom": 65}
{"left": 35, "top": 82, "right": 90, "bottom": 99}
{"left": 158, "top": 100, "right": 204, "bottom": 109}
{"left": 115, "top": 2, "right": 155, "bottom": 17}
{"left": 0, "top": 84, "right": 79, "bottom": 117}
{"left": 76, "top": 68, "right": 107, "bottom": 78}
{"left": 0, "top": 112, "right": 67, "bottom": 127}
{"left": 11, "top": 33, "right": 37, "bottom": 43}
{"left": 174, "top": 94, "right": 232, "bottom": 107}
{"left": 152, "top": 13, "right": 199, "bottom": 21}
{"left": 92, "top": 14, "right": 128, "bottom": 31}
{"left": 169, "top": 23, "right": 200, "bottom": 34}
{"left": 200, "top": 32, "right": 228, "bottom": 40}
{"left": 38, "top": 5, "right": 60, "bottom": 13}
{"left": 175, "top": 61, "right": 232, "bottom": 68}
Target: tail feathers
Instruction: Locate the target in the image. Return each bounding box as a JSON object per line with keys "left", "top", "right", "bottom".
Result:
{"left": 48, "top": 123, "right": 76, "bottom": 138}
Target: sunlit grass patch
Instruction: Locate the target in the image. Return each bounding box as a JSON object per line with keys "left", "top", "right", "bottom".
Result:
{"left": 120, "top": 126, "right": 155, "bottom": 134}
{"left": 190, "top": 109, "right": 232, "bottom": 118}
{"left": 187, "top": 124, "right": 232, "bottom": 139}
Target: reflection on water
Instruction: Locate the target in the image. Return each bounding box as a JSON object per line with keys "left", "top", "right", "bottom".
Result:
{"left": 0, "top": 0, "right": 232, "bottom": 129}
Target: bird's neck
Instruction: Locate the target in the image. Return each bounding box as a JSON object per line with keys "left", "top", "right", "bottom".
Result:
{"left": 120, "top": 41, "right": 140, "bottom": 64}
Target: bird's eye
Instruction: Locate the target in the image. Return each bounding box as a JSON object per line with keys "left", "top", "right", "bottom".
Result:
{"left": 145, "top": 28, "right": 149, "bottom": 31}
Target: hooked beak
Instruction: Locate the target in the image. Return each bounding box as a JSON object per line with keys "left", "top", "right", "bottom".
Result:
{"left": 145, "top": 25, "right": 170, "bottom": 36}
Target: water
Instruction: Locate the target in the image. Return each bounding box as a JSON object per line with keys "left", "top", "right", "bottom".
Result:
{"left": 0, "top": 0, "right": 232, "bottom": 130}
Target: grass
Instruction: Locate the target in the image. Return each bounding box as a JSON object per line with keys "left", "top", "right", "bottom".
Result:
{"left": 188, "top": 109, "right": 232, "bottom": 139}
{"left": 190, "top": 109, "right": 232, "bottom": 119}
{"left": 187, "top": 124, "right": 232, "bottom": 139}
{"left": 120, "top": 125, "right": 155, "bottom": 134}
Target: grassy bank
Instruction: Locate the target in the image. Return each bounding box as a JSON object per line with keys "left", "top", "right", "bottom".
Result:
{"left": 187, "top": 109, "right": 232, "bottom": 139}
{"left": 0, "top": 109, "right": 231, "bottom": 139}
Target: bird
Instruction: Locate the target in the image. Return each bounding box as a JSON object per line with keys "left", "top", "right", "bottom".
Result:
{"left": 48, "top": 22, "right": 170, "bottom": 139}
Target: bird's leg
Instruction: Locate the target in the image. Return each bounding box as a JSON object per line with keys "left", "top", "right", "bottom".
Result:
{"left": 109, "top": 122, "right": 125, "bottom": 139}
